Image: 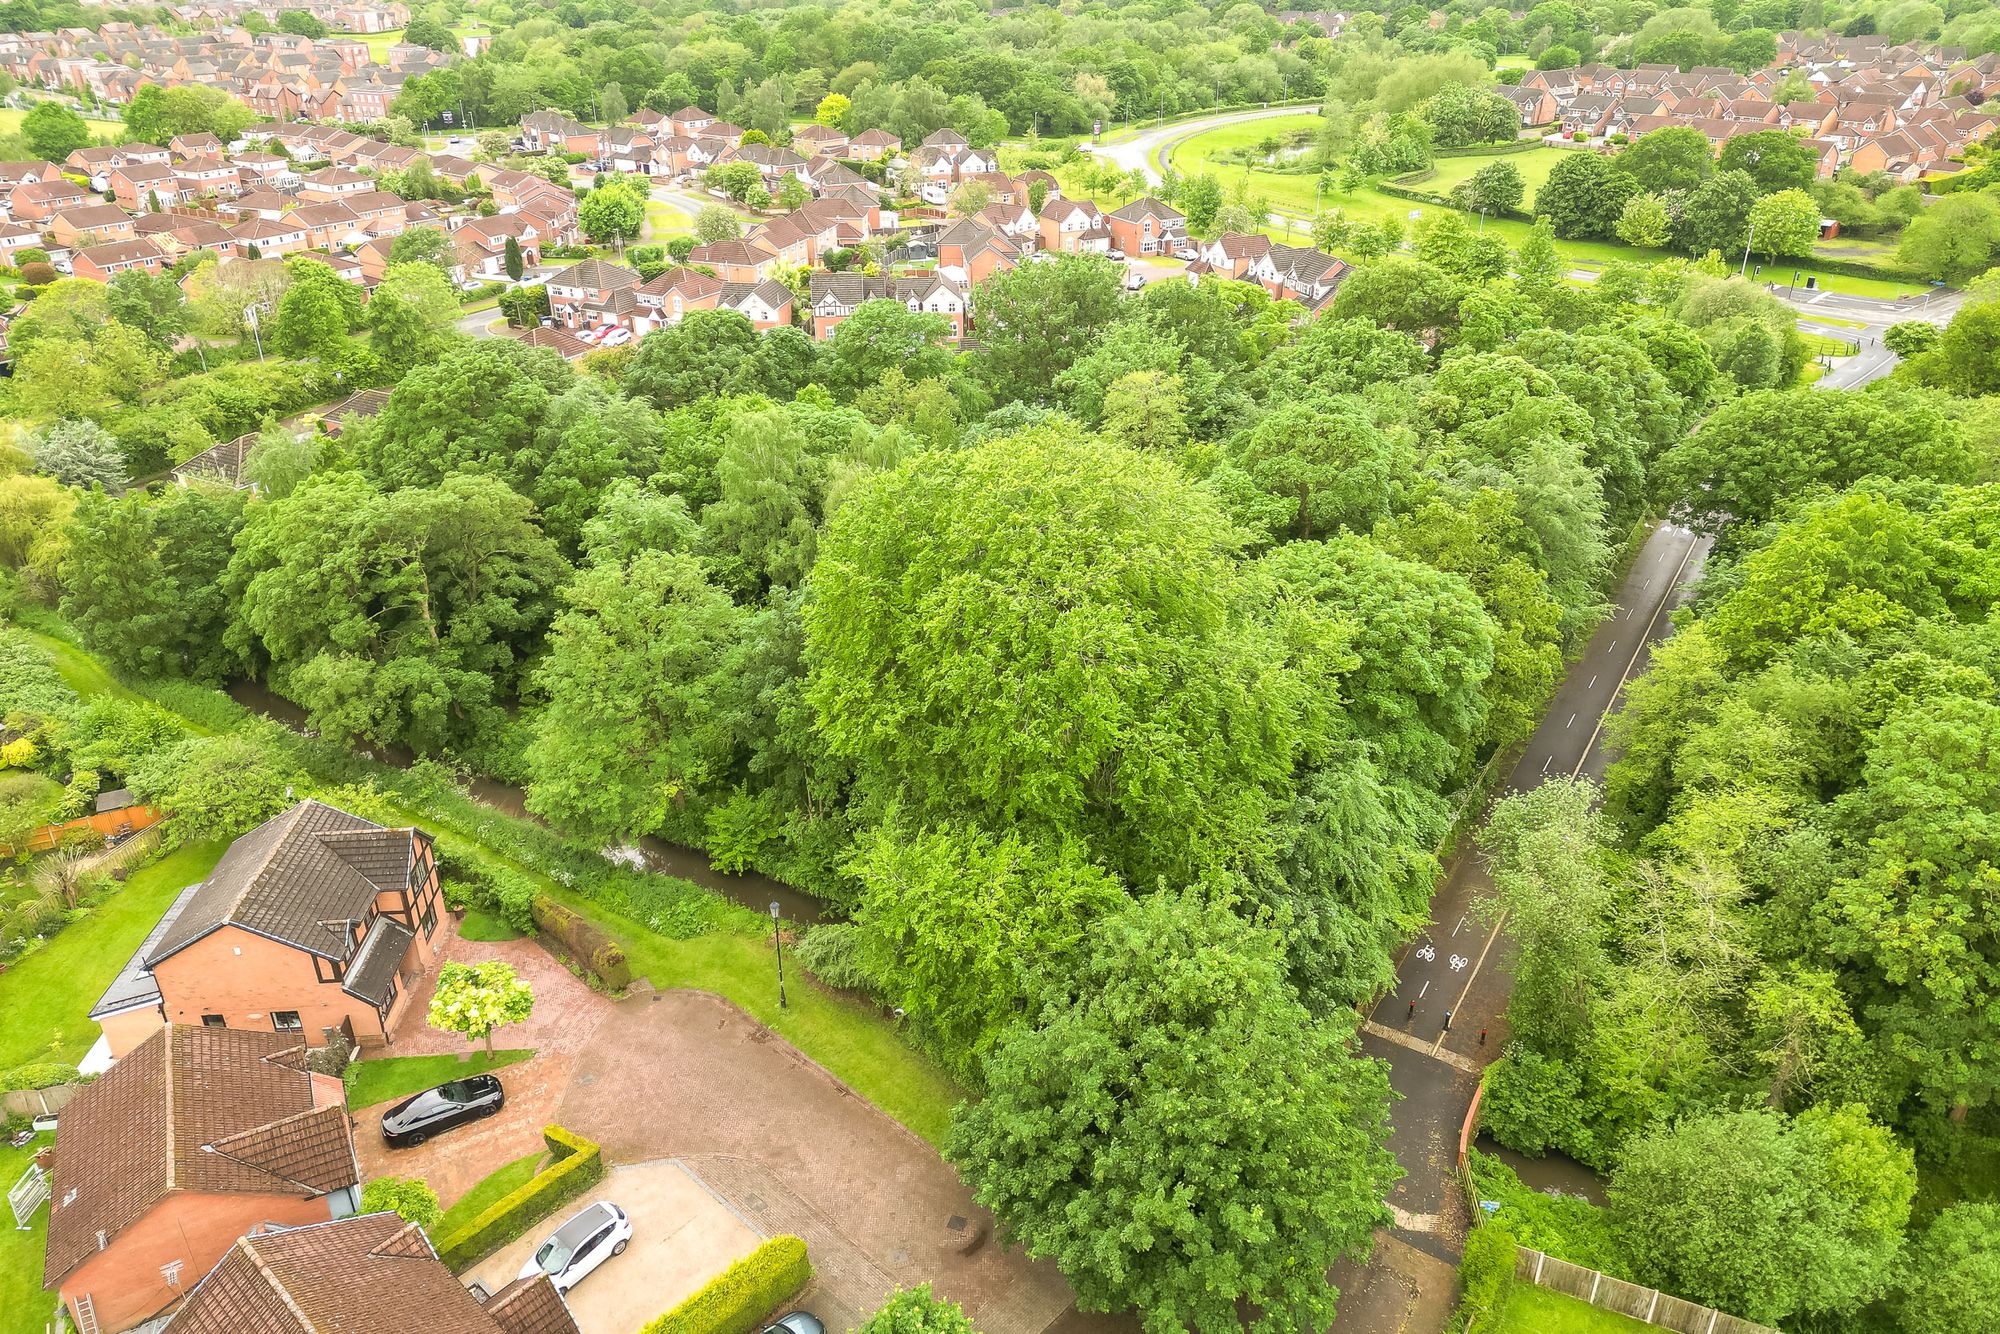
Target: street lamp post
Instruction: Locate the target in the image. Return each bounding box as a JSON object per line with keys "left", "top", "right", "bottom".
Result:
{"left": 769, "top": 902, "right": 787, "bottom": 1009}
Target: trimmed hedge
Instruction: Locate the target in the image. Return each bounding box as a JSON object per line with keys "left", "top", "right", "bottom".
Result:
{"left": 1434, "top": 140, "right": 1546, "bottom": 158}
{"left": 435, "top": 1124, "right": 605, "bottom": 1270}
{"left": 531, "top": 893, "right": 632, "bottom": 991}
{"left": 641, "top": 1235, "right": 812, "bottom": 1334}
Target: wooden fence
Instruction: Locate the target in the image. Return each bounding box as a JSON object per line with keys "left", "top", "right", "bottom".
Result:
{"left": 1514, "top": 1248, "right": 1781, "bottom": 1334}
{"left": 2, "top": 804, "right": 162, "bottom": 856}
{"left": 2, "top": 1083, "right": 79, "bottom": 1120}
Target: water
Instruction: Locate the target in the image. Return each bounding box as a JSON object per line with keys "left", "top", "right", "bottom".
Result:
{"left": 1475, "top": 1134, "right": 1609, "bottom": 1205}
{"left": 225, "top": 680, "right": 821, "bottom": 923}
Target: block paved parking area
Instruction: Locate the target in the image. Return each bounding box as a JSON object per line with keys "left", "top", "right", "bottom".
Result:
{"left": 353, "top": 918, "right": 615, "bottom": 1207}
{"left": 462, "top": 1158, "right": 762, "bottom": 1334}
{"left": 560, "top": 988, "right": 1084, "bottom": 1334}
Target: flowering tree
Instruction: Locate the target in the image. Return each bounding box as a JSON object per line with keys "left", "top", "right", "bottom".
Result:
{"left": 427, "top": 960, "right": 534, "bottom": 1056}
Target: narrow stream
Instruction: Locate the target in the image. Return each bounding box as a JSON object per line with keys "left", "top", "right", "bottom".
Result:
{"left": 1474, "top": 1134, "right": 1608, "bottom": 1205}
{"left": 226, "top": 680, "right": 822, "bottom": 923}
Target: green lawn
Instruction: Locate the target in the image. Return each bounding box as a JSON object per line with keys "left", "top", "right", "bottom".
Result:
{"left": 1490, "top": 1285, "right": 1654, "bottom": 1334}
{"left": 455, "top": 906, "right": 523, "bottom": 941}
{"left": 1425, "top": 146, "right": 1569, "bottom": 198}
{"left": 0, "top": 840, "right": 226, "bottom": 1070}
{"left": 645, "top": 198, "right": 693, "bottom": 239}
{"left": 344, "top": 27, "right": 407, "bottom": 61}
{"left": 0, "top": 107, "right": 125, "bottom": 140}
{"left": 0, "top": 1132, "right": 58, "bottom": 1334}
{"left": 345, "top": 1049, "right": 535, "bottom": 1111}
{"left": 437, "top": 1149, "right": 544, "bottom": 1227}
{"left": 1147, "top": 123, "right": 1930, "bottom": 298}
{"left": 22, "top": 630, "right": 147, "bottom": 706}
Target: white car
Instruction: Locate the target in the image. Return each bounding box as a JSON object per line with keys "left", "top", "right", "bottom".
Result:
{"left": 574, "top": 326, "right": 604, "bottom": 344}
{"left": 601, "top": 327, "right": 633, "bottom": 347}
{"left": 519, "top": 1202, "right": 631, "bottom": 1294}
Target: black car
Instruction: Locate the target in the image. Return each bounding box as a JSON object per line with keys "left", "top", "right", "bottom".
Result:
{"left": 380, "top": 1074, "right": 505, "bottom": 1147}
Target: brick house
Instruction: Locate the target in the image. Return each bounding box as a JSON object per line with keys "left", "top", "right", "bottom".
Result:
{"left": 111, "top": 161, "right": 185, "bottom": 211}
{"left": 164, "top": 1212, "right": 578, "bottom": 1334}
{"left": 809, "top": 273, "right": 967, "bottom": 342}
{"left": 546, "top": 257, "right": 642, "bottom": 329}
{"left": 42, "top": 1025, "right": 362, "bottom": 1334}
{"left": 1106, "top": 196, "right": 1187, "bottom": 256}
{"left": 70, "top": 237, "right": 168, "bottom": 282}
{"left": 89, "top": 800, "right": 444, "bottom": 1060}
{"left": 1037, "top": 197, "right": 1112, "bottom": 254}
{"left": 49, "top": 203, "right": 137, "bottom": 248}
{"left": 718, "top": 277, "right": 795, "bottom": 331}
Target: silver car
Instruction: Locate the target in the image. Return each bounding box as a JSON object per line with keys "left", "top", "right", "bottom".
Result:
{"left": 518, "top": 1201, "right": 631, "bottom": 1293}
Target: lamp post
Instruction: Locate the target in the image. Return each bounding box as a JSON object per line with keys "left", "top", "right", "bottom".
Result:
{"left": 770, "top": 902, "right": 787, "bottom": 1009}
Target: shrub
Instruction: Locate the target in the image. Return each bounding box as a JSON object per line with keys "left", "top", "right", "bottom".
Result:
{"left": 856, "top": 1285, "right": 975, "bottom": 1334}
{"left": 794, "top": 922, "right": 873, "bottom": 992}
{"left": 360, "top": 1175, "right": 442, "bottom": 1231}
{"left": 435, "top": 1124, "right": 605, "bottom": 1270}
{"left": 530, "top": 894, "right": 631, "bottom": 990}
{"left": 1478, "top": 1048, "right": 1602, "bottom": 1167}
{"left": 1457, "top": 1223, "right": 1516, "bottom": 1325}
{"left": 640, "top": 1234, "right": 811, "bottom": 1334}
{"left": 0, "top": 1060, "right": 80, "bottom": 1092}
{"left": 1465, "top": 1150, "right": 1627, "bottom": 1277}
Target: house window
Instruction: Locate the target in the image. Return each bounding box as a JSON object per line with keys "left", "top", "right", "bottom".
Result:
{"left": 314, "top": 954, "right": 345, "bottom": 984}
{"left": 201, "top": 1013, "right": 226, "bottom": 1027}
{"left": 419, "top": 893, "right": 438, "bottom": 939}
{"left": 272, "top": 1010, "right": 303, "bottom": 1033}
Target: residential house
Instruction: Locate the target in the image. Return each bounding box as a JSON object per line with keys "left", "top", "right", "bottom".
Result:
{"left": 49, "top": 203, "right": 137, "bottom": 248}
{"left": 453, "top": 214, "right": 541, "bottom": 280}
{"left": 935, "top": 218, "right": 1018, "bottom": 284}
{"left": 41, "top": 1025, "right": 362, "bottom": 1334}
{"left": 632, "top": 265, "right": 724, "bottom": 331}
{"left": 230, "top": 214, "right": 310, "bottom": 256}
{"left": 168, "top": 130, "right": 222, "bottom": 158}
{"left": 1499, "top": 84, "right": 1559, "bottom": 125}
{"left": 0, "top": 220, "right": 46, "bottom": 264}
{"left": 546, "top": 257, "right": 642, "bottom": 329}
{"left": 111, "top": 162, "right": 185, "bottom": 211}
{"left": 521, "top": 110, "right": 599, "bottom": 156}
{"left": 512, "top": 325, "right": 596, "bottom": 360}
{"left": 792, "top": 124, "right": 848, "bottom": 157}
{"left": 173, "top": 156, "right": 241, "bottom": 198}
{"left": 1248, "top": 242, "right": 1351, "bottom": 309}
{"left": 163, "top": 1211, "right": 578, "bottom": 1334}
{"left": 718, "top": 278, "right": 794, "bottom": 331}
{"left": 809, "top": 271, "right": 968, "bottom": 342}
{"left": 667, "top": 105, "right": 715, "bottom": 139}
{"left": 87, "top": 799, "right": 444, "bottom": 1060}
{"left": 844, "top": 127, "right": 901, "bottom": 161}
{"left": 7, "top": 176, "right": 91, "bottom": 221}
{"left": 685, "top": 238, "right": 781, "bottom": 284}
{"left": 1190, "top": 230, "right": 1271, "bottom": 279}
{"left": 1106, "top": 196, "right": 1187, "bottom": 256}
{"left": 70, "top": 237, "right": 167, "bottom": 281}
{"left": 298, "top": 166, "right": 372, "bottom": 201}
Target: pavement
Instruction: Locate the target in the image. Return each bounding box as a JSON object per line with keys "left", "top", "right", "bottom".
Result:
{"left": 353, "top": 919, "right": 615, "bottom": 1208}
{"left": 1330, "top": 522, "right": 1711, "bottom": 1334}
{"left": 461, "top": 1158, "right": 762, "bottom": 1334}
{"left": 558, "top": 987, "right": 1081, "bottom": 1334}
{"left": 1783, "top": 283, "right": 1962, "bottom": 389}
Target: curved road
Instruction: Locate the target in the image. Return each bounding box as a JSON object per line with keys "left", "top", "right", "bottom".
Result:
{"left": 1089, "top": 105, "right": 1318, "bottom": 186}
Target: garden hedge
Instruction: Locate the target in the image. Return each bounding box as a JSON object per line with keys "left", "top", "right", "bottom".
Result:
{"left": 435, "top": 1124, "right": 605, "bottom": 1270}
{"left": 640, "top": 1235, "right": 812, "bottom": 1334}
{"left": 531, "top": 893, "right": 632, "bottom": 991}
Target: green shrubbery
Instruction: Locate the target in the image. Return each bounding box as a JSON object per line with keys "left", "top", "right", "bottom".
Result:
{"left": 1456, "top": 1223, "right": 1517, "bottom": 1327}
{"left": 434, "top": 1124, "right": 604, "bottom": 1271}
{"left": 639, "top": 1235, "right": 811, "bottom": 1334}
{"left": 0, "top": 1061, "right": 81, "bottom": 1093}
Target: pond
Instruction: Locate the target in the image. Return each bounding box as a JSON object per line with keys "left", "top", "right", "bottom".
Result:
{"left": 225, "top": 680, "right": 822, "bottom": 924}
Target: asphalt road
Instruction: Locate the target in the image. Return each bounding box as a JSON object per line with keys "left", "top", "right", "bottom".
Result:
{"left": 1783, "top": 284, "right": 1962, "bottom": 390}
{"left": 1333, "top": 521, "right": 1710, "bottom": 1334}
{"left": 1089, "top": 105, "right": 1318, "bottom": 185}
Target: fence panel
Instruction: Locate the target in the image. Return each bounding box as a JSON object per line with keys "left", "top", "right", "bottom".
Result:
{"left": 2, "top": 1084, "right": 80, "bottom": 1120}
{"left": 1513, "top": 1248, "right": 1780, "bottom": 1334}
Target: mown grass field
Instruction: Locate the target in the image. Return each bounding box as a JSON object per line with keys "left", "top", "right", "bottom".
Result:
{"left": 346, "top": 1049, "right": 535, "bottom": 1110}
{"left": 343, "top": 27, "right": 406, "bottom": 60}
{"left": 1147, "top": 128, "right": 1929, "bottom": 298}
{"left": 0, "top": 106, "right": 127, "bottom": 140}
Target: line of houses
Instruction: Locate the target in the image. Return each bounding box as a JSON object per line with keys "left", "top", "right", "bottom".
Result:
{"left": 1505, "top": 36, "right": 2000, "bottom": 182}
{"left": 0, "top": 17, "right": 448, "bottom": 124}
{"left": 0, "top": 117, "right": 575, "bottom": 289}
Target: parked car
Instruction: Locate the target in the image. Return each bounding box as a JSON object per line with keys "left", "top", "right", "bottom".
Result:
{"left": 1106, "top": 248, "right": 1126, "bottom": 260}
{"left": 601, "top": 327, "right": 633, "bottom": 346}
{"left": 574, "top": 326, "right": 603, "bottom": 344}
{"left": 379, "top": 1074, "right": 504, "bottom": 1148}
{"left": 519, "top": 1201, "right": 631, "bottom": 1293}
{"left": 1174, "top": 243, "right": 1200, "bottom": 260}
{"left": 763, "top": 1313, "right": 825, "bottom": 1334}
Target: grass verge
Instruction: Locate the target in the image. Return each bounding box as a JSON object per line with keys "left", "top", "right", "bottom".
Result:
{"left": 346, "top": 1048, "right": 535, "bottom": 1110}
{"left": 456, "top": 906, "right": 524, "bottom": 941}
{"left": 0, "top": 840, "right": 226, "bottom": 1069}
{"left": 1490, "top": 1285, "right": 1655, "bottom": 1333}
{"left": 438, "top": 1148, "right": 545, "bottom": 1227}
{"left": 0, "top": 1132, "right": 57, "bottom": 1334}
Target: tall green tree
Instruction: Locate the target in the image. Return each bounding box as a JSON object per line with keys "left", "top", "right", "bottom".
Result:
{"left": 947, "top": 889, "right": 1399, "bottom": 1334}
{"left": 60, "top": 486, "right": 247, "bottom": 682}
{"left": 22, "top": 102, "right": 91, "bottom": 159}
{"left": 365, "top": 262, "right": 462, "bottom": 375}
{"left": 971, "top": 254, "right": 1126, "bottom": 402}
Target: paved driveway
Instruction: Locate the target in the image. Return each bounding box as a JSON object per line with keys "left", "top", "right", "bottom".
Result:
{"left": 462, "top": 1158, "right": 761, "bottom": 1334}
{"left": 559, "top": 988, "right": 1083, "bottom": 1334}
{"left": 353, "top": 920, "right": 615, "bottom": 1207}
